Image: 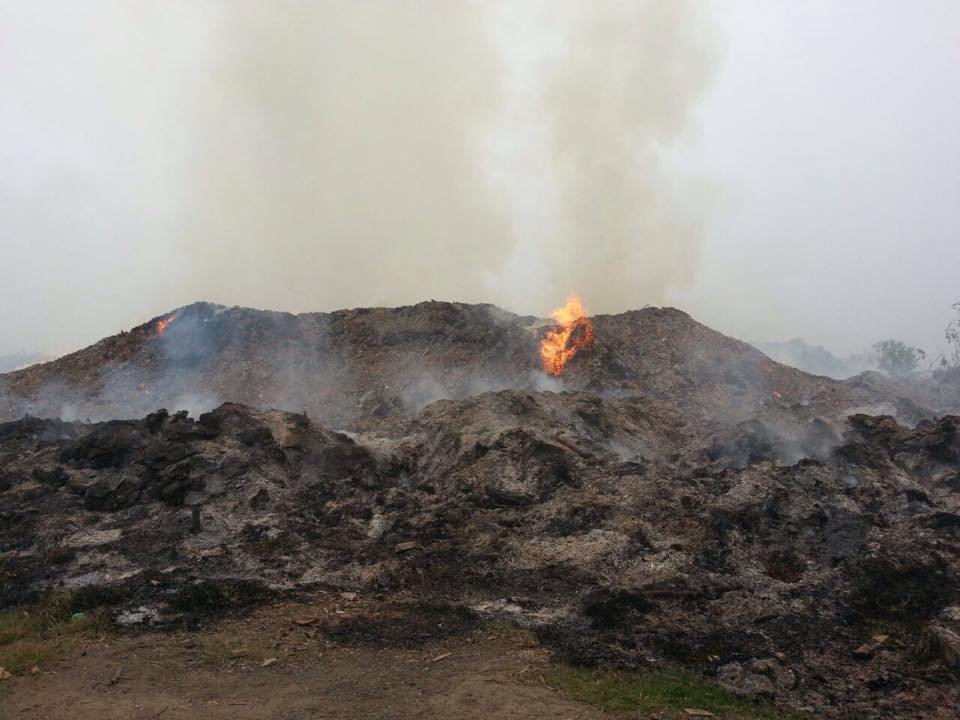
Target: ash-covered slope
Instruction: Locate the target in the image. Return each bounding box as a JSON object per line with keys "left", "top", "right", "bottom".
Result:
{"left": 2, "top": 399, "right": 959, "bottom": 716}
{"left": 2, "top": 302, "right": 959, "bottom": 715}
{"left": 0, "top": 301, "right": 927, "bottom": 438}
{"left": 0, "top": 302, "right": 538, "bottom": 426}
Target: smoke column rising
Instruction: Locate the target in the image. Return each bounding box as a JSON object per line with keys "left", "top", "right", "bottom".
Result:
{"left": 539, "top": 0, "right": 720, "bottom": 313}
{"left": 179, "top": 0, "right": 721, "bottom": 317}
{"left": 180, "top": 1, "right": 512, "bottom": 312}
{"left": 0, "top": 1, "right": 721, "bottom": 355}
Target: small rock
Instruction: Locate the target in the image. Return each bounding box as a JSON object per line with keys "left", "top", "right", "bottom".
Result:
{"left": 261, "top": 657, "right": 279, "bottom": 667}
{"left": 395, "top": 540, "right": 419, "bottom": 553}
{"left": 0, "top": 666, "right": 11, "bottom": 681}
{"left": 340, "top": 591, "right": 358, "bottom": 601}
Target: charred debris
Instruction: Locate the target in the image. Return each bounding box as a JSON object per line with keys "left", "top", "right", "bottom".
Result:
{"left": 2, "top": 301, "right": 960, "bottom": 717}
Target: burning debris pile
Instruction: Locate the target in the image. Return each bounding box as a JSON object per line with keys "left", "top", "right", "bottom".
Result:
{"left": 2, "top": 398, "right": 959, "bottom": 715}
{"left": 1, "top": 301, "right": 959, "bottom": 717}
{"left": 0, "top": 300, "right": 939, "bottom": 432}
{"left": 539, "top": 295, "right": 595, "bottom": 376}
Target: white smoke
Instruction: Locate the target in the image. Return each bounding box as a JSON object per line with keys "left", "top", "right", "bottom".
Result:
{"left": 0, "top": 0, "right": 722, "bottom": 355}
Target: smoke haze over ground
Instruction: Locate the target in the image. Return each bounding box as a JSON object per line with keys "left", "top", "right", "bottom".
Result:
{"left": 1, "top": 1, "right": 958, "bottom": 359}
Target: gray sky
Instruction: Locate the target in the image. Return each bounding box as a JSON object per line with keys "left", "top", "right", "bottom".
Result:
{"left": 675, "top": 0, "right": 960, "bottom": 356}
{"left": 1, "top": 1, "right": 958, "bottom": 360}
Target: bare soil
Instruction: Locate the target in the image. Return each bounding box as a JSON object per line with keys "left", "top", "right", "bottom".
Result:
{"left": 1, "top": 595, "right": 603, "bottom": 720}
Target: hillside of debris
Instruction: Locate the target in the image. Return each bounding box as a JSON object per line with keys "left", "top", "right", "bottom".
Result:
{"left": 2, "top": 397, "right": 960, "bottom": 717}
{"left": 3, "top": 302, "right": 960, "bottom": 716}
{"left": 0, "top": 301, "right": 936, "bottom": 436}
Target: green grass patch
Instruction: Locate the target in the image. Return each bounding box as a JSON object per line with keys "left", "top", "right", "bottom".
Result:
{"left": 545, "top": 666, "right": 804, "bottom": 719}
{"left": 0, "top": 592, "right": 110, "bottom": 676}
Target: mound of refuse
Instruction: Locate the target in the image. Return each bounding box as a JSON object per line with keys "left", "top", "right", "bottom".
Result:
{"left": 2, "top": 395, "right": 959, "bottom": 717}
{"left": 2, "top": 302, "right": 959, "bottom": 716}
{"left": 0, "top": 301, "right": 932, "bottom": 432}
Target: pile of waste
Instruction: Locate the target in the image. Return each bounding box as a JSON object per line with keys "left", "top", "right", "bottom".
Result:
{"left": 2, "top": 301, "right": 959, "bottom": 717}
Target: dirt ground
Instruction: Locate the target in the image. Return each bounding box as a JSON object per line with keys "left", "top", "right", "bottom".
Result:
{"left": 0, "top": 594, "right": 605, "bottom": 720}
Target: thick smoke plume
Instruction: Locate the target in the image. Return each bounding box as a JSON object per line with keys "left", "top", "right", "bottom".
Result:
{"left": 0, "top": 1, "right": 721, "bottom": 356}
{"left": 539, "top": 0, "right": 720, "bottom": 313}
{"left": 181, "top": 1, "right": 511, "bottom": 313}
{"left": 181, "top": 1, "right": 720, "bottom": 317}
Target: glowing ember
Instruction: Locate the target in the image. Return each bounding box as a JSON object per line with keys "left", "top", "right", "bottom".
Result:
{"left": 154, "top": 314, "right": 176, "bottom": 337}
{"left": 540, "top": 295, "right": 595, "bottom": 376}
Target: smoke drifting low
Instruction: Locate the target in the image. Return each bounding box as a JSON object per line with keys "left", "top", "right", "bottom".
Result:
{"left": 0, "top": 0, "right": 721, "bottom": 355}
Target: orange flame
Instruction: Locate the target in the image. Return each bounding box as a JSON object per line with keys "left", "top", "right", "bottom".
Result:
{"left": 154, "top": 314, "right": 176, "bottom": 337}
{"left": 540, "top": 295, "right": 594, "bottom": 376}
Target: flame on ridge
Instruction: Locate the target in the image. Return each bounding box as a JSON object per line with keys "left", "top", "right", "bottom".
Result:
{"left": 540, "top": 295, "right": 594, "bottom": 376}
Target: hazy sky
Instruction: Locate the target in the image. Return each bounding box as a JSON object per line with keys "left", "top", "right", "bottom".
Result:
{"left": 676, "top": 0, "right": 960, "bottom": 356}
{"left": 1, "top": 1, "right": 958, "bottom": 359}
